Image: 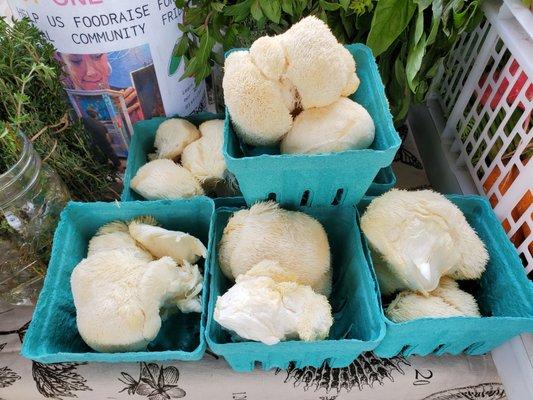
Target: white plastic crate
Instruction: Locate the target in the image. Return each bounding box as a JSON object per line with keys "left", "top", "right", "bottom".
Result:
{"left": 429, "top": 0, "right": 533, "bottom": 277}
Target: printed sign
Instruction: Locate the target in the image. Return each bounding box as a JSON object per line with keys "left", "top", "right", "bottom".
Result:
{"left": 8, "top": 0, "right": 207, "bottom": 167}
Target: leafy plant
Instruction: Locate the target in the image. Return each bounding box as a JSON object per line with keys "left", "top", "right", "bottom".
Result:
{"left": 0, "top": 18, "right": 118, "bottom": 200}
{"left": 175, "top": 0, "right": 484, "bottom": 123}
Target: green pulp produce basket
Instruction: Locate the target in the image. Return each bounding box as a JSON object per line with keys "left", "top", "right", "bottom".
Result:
{"left": 207, "top": 205, "right": 385, "bottom": 372}
{"left": 21, "top": 197, "right": 215, "bottom": 363}
{"left": 366, "top": 167, "right": 396, "bottom": 196}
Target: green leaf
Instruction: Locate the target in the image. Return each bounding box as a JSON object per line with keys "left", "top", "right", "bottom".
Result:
{"left": 394, "top": 58, "right": 406, "bottom": 88}
{"left": 415, "top": 80, "right": 428, "bottom": 102}
{"left": 413, "top": 9, "right": 424, "bottom": 45}
{"left": 181, "top": 56, "right": 199, "bottom": 79}
{"left": 340, "top": 10, "right": 355, "bottom": 39}
{"left": 413, "top": 0, "right": 432, "bottom": 10}
{"left": 426, "top": 56, "right": 443, "bottom": 78}
{"left": 427, "top": 0, "right": 443, "bottom": 45}
{"left": 211, "top": 14, "right": 225, "bottom": 42}
{"left": 406, "top": 31, "right": 427, "bottom": 92}
{"left": 319, "top": 8, "right": 328, "bottom": 23}
{"left": 282, "top": 0, "right": 294, "bottom": 16}
{"left": 175, "top": 35, "right": 189, "bottom": 57}
{"left": 340, "top": 0, "right": 350, "bottom": 11}
{"left": 412, "top": 0, "right": 432, "bottom": 45}
{"left": 442, "top": 0, "right": 474, "bottom": 36}
{"left": 211, "top": 2, "right": 225, "bottom": 12}
{"left": 389, "top": 58, "right": 410, "bottom": 122}
{"left": 0, "top": 126, "right": 9, "bottom": 139}
{"left": 260, "top": 0, "right": 282, "bottom": 23}
{"left": 197, "top": 62, "right": 212, "bottom": 85}
{"left": 185, "top": 7, "right": 208, "bottom": 26}
{"left": 225, "top": 0, "right": 253, "bottom": 22}
{"left": 13, "top": 92, "right": 29, "bottom": 105}
{"left": 453, "top": 3, "right": 470, "bottom": 28}
{"left": 192, "top": 25, "right": 206, "bottom": 36}
{"left": 251, "top": 0, "right": 264, "bottom": 21}
{"left": 222, "top": 25, "right": 239, "bottom": 50}
{"left": 453, "top": 2, "right": 479, "bottom": 34}
{"left": 320, "top": 0, "right": 342, "bottom": 11}
{"left": 367, "top": 0, "right": 417, "bottom": 56}
{"left": 197, "top": 33, "right": 216, "bottom": 65}
{"left": 330, "top": 14, "right": 346, "bottom": 40}
{"left": 523, "top": 0, "right": 532, "bottom": 8}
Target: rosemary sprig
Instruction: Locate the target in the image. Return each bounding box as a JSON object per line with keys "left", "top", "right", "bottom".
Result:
{"left": 0, "top": 17, "right": 118, "bottom": 200}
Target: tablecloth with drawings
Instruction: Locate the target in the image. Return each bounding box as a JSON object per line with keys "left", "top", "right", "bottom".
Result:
{"left": 0, "top": 303, "right": 506, "bottom": 400}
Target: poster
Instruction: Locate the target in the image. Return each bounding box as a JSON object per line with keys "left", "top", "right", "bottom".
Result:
{"left": 8, "top": 0, "right": 207, "bottom": 168}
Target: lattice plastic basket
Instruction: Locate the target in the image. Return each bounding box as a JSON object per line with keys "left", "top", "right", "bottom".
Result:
{"left": 428, "top": 0, "right": 533, "bottom": 278}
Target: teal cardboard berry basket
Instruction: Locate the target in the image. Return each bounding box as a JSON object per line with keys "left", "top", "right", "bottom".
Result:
{"left": 358, "top": 195, "right": 533, "bottom": 358}
{"left": 206, "top": 205, "right": 385, "bottom": 372}
{"left": 121, "top": 112, "right": 223, "bottom": 202}
{"left": 21, "top": 197, "right": 215, "bottom": 363}
{"left": 366, "top": 167, "right": 396, "bottom": 197}
{"left": 211, "top": 168, "right": 395, "bottom": 203}
{"left": 223, "top": 44, "right": 401, "bottom": 208}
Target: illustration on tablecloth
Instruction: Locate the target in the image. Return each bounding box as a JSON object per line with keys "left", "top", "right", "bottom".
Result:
{"left": 422, "top": 382, "right": 507, "bottom": 399}
{"left": 0, "top": 342, "right": 21, "bottom": 389}
{"left": 119, "top": 362, "right": 186, "bottom": 399}
{"left": 275, "top": 353, "right": 411, "bottom": 394}
{"left": 32, "top": 362, "right": 92, "bottom": 399}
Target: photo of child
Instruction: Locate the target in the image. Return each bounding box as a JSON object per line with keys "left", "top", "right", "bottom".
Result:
{"left": 57, "top": 44, "right": 165, "bottom": 167}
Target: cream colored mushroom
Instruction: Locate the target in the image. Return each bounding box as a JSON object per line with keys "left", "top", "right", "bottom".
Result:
{"left": 130, "top": 159, "right": 203, "bottom": 200}
{"left": 154, "top": 119, "right": 200, "bottom": 160}
{"left": 281, "top": 98, "right": 375, "bottom": 154}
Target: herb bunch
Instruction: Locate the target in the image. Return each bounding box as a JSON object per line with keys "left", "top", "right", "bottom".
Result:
{"left": 0, "top": 18, "right": 118, "bottom": 200}
{"left": 175, "top": 0, "right": 484, "bottom": 123}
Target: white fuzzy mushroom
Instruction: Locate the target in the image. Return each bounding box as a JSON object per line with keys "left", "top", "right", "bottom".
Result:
{"left": 181, "top": 119, "right": 227, "bottom": 189}
{"left": 129, "top": 219, "right": 206, "bottom": 265}
{"left": 386, "top": 278, "right": 481, "bottom": 323}
{"left": 223, "top": 50, "right": 294, "bottom": 146}
{"left": 87, "top": 221, "right": 153, "bottom": 262}
{"left": 218, "top": 201, "right": 331, "bottom": 296}
{"left": 249, "top": 35, "right": 287, "bottom": 81}
{"left": 71, "top": 251, "right": 196, "bottom": 352}
{"left": 340, "top": 46, "right": 360, "bottom": 96}
{"left": 369, "top": 254, "right": 408, "bottom": 296}
{"left": 163, "top": 261, "right": 204, "bottom": 314}
{"left": 279, "top": 16, "right": 358, "bottom": 109}
{"left": 214, "top": 270, "right": 333, "bottom": 345}
{"left": 130, "top": 159, "right": 204, "bottom": 200}
{"left": 280, "top": 97, "right": 375, "bottom": 154}
{"left": 361, "top": 189, "right": 489, "bottom": 295}
{"left": 154, "top": 118, "right": 200, "bottom": 160}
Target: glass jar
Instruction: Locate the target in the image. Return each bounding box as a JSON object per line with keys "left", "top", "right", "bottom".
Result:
{"left": 0, "top": 133, "right": 70, "bottom": 305}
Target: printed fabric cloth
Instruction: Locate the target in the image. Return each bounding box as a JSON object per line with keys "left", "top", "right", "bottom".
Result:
{"left": 0, "top": 303, "right": 505, "bottom": 400}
